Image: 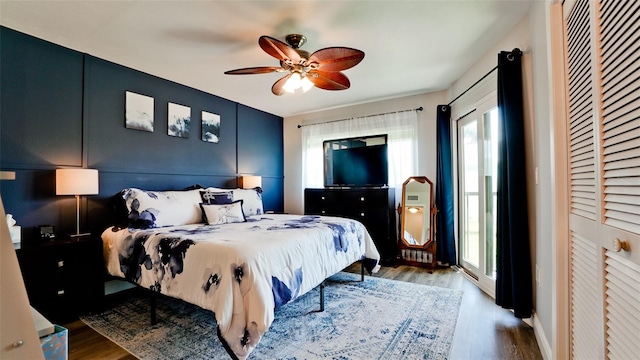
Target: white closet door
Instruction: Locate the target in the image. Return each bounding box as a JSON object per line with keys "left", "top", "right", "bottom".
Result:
{"left": 564, "top": 0, "right": 605, "bottom": 358}
{"left": 564, "top": 0, "right": 640, "bottom": 358}
{"left": 566, "top": 0, "right": 597, "bottom": 221}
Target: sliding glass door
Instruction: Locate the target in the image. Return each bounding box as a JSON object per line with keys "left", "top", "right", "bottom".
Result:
{"left": 457, "top": 95, "right": 498, "bottom": 294}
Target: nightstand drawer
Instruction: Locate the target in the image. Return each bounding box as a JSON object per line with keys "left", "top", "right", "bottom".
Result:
{"left": 16, "top": 235, "right": 104, "bottom": 323}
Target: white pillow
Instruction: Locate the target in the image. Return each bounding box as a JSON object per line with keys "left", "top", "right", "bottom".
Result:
{"left": 231, "top": 189, "right": 263, "bottom": 216}
{"left": 204, "top": 187, "right": 264, "bottom": 216}
{"left": 122, "top": 188, "right": 203, "bottom": 228}
{"left": 200, "top": 200, "right": 246, "bottom": 225}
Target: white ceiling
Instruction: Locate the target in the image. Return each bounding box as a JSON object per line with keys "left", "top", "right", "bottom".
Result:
{"left": 0, "top": 1, "right": 534, "bottom": 118}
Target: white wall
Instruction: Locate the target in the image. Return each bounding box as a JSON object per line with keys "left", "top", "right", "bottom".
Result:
{"left": 529, "top": 2, "right": 554, "bottom": 358}
{"left": 283, "top": 91, "right": 446, "bottom": 215}
{"left": 283, "top": 5, "right": 555, "bottom": 358}
{"left": 447, "top": 6, "right": 555, "bottom": 358}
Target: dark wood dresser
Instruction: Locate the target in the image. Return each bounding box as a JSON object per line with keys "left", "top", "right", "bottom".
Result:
{"left": 304, "top": 188, "right": 397, "bottom": 264}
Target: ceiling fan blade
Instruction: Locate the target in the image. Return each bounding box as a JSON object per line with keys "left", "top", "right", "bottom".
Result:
{"left": 271, "top": 74, "right": 292, "bottom": 96}
{"left": 224, "top": 66, "right": 282, "bottom": 75}
{"left": 309, "top": 47, "right": 365, "bottom": 72}
{"left": 308, "top": 70, "right": 350, "bottom": 90}
{"left": 259, "top": 36, "right": 301, "bottom": 63}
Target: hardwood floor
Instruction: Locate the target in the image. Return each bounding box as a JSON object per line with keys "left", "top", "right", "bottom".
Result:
{"left": 344, "top": 264, "right": 543, "bottom": 360}
{"left": 64, "top": 264, "right": 542, "bottom": 359}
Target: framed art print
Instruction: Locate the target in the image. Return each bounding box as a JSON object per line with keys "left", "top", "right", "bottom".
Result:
{"left": 168, "top": 102, "right": 191, "bottom": 138}
{"left": 202, "top": 111, "right": 221, "bottom": 143}
{"left": 125, "top": 91, "right": 154, "bottom": 132}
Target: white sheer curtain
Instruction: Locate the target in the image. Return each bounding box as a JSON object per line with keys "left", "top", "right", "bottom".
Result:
{"left": 301, "top": 110, "right": 419, "bottom": 190}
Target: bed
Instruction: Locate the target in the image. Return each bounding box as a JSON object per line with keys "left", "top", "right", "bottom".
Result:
{"left": 101, "top": 186, "right": 381, "bottom": 359}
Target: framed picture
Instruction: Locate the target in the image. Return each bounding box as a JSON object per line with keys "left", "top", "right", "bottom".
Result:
{"left": 168, "top": 102, "right": 191, "bottom": 138}
{"left": 202, "top": 111, "right": 221, "bottom": 143}
{"left": 125, "top": 91, "right": 154, "bottom": 132}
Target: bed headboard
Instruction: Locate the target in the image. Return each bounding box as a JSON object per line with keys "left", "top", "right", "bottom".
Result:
{"left": 88, "top": 172, "right": 236, "bottom": 235}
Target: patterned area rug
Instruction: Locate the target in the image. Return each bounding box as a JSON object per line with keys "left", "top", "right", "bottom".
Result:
{"left": 81, "top": 272, "right": 463, "bottom": 359}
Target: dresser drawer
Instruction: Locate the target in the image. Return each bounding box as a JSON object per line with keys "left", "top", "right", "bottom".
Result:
{"left": 304, "top": 187, "right": 397, "bottom": 264}
{"left": 304, "top": 189, "right": 340, "bottom": 214}
{"left": 343, "top": 190, "right": 388, "bottom": 206}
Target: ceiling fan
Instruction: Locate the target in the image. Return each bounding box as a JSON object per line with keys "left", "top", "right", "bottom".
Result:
{"left": 224, "top": 34, "right": 365, "bottom": 96}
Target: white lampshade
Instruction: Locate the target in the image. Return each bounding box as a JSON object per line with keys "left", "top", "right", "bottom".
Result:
{"left": 56, "top": 169, "right": 99, "bottom": 195}
{"left": 240, "top": 175, "right": 262, "bottom": 189}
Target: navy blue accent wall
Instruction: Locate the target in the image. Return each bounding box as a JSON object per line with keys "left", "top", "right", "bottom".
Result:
{"left": 84, "top": 56, "right": 239, "bottom": 175}
{"left": 0, "top": 27, "right": 84, "bottom": 167}
{"left": 0, "top": 27, "right": 284, "bottom": 238}
{"left": 237, "top": 104, "right": 284, "bottom": 213}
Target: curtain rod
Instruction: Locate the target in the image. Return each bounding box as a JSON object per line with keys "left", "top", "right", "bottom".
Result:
{"left": 454, "top": 108, "right": 477, "bottom": 122}
{"left": 297, "top": 106, "right": 423, "bottom": 129}
{"left": 447, "top": 66, "right": 497, "bottom": 107}
{"left": 447, "top": 47, "right": 521, "bottom": 107}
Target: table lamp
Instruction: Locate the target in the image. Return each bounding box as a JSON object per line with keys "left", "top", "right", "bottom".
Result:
{"left": 239, "top": 175, "right": 262, "bottom": 190}
{"left": 56, "top": 168, "right": 99, "bottom": 237}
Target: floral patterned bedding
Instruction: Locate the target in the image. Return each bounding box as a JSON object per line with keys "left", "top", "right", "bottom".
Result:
{"left": 102, "top": 214, "right": 381, "bottom": 359}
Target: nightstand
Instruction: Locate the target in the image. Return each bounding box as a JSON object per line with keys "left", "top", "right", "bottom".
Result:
{"left": 16, "top": 234, "right": 105, "bottom": 324}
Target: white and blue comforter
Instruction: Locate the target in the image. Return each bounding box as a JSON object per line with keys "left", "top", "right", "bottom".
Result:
{"left": 102, "top": 214, "right": 381, "bottom": 359}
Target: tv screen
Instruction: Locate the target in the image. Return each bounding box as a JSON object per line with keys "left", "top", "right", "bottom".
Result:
{"left": 332, "top": 144, "right": 388, "bottom": 187}
{"left": 323, "top": 134, "right": 389, "bottom": 187}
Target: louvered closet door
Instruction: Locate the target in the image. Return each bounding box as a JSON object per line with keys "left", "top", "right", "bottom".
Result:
{"left": 564, "top": 0, "right": 640, "bottom": 359}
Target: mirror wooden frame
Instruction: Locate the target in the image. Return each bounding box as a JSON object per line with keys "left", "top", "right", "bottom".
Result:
{"left": 398, "top": 176, "right": 437, "bottom": 271}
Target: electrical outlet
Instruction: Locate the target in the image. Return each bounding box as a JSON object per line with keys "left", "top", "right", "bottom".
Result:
{"left": 536, "top": 265, "right": 541, "bottom": 287}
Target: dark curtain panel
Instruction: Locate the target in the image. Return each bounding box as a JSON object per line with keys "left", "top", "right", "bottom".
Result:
{"left": 495, "top": 49, "right": 533, "bottom": 318}
{"left": 435, "top": 105, "right": 457, "bottom": 265}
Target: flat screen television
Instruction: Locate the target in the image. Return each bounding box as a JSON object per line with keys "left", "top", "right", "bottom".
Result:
{"left": 323, "top": 134, "right": 388, "bottom": 187}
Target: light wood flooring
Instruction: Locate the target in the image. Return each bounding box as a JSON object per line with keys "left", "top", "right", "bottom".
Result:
{"left": 64, "top": 264, "right": 542, "bottom": 360}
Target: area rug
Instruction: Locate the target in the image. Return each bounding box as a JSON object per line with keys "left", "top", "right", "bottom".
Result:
{"left": 81, "top": 272, "right": 463, "bottom": 360}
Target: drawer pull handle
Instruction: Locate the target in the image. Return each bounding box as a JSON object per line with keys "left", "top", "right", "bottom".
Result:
{"left": 613, "top": 238, "right": 630, "bottom": 252}
{"left": 360, "top": 197, "right": 365, "bottom": 201}
{"left": 12, "top": 340, "right": 24, "bottom": 348}
{"left": 57, "top": 289, "right": 65, "bottom": 296}
{"left": 321, "top": 196, "right": 325, "bottom": 200}
{"left": 321, "top": 210, "right": 326, "bottom": 214}
{"left": 360, "top": 212, "right": 365, "bottom": 217}
{"left": 57, "top": 260, "right": 64, "bottom": 268}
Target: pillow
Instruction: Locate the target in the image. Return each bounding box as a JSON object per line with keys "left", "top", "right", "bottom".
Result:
{"left": 122, "top": 188, "right": 203, "bottom": 228}
{"left": 203, "top": 187, "right": 264, "bottom": 217}
{"left": 199, "top": 190, "right": 233, "bottom": 205}
{"left": 200, "top": 200, "right": 246, "bottom": 225}
{"left": 230, "top": 188, "right": 264, "bottom": 216}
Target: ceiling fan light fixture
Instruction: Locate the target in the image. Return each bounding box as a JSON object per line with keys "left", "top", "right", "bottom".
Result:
{"left": 225, "top": 34, "right": 365, "bottom": 96}
{"left": 301, "top": 75, "right": 314, "bottom": 92}
{"left": 283, "top": 72, "right": 302, "bottom": 93}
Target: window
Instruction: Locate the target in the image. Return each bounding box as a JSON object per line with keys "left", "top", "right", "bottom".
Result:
{"left": 301, "top": 110, "right": 418, "bottom": 190}
{"left": 455, "top": 93, "right": 498, "bottom": 295}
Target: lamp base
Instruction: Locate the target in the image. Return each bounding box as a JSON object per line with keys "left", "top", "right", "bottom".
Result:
{"left": 69, "top": 232, "right": 91, "bottom": 238}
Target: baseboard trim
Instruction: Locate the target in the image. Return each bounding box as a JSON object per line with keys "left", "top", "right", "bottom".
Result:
{"left": 532, "top": 312, "right": 552, "bottom": 360}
